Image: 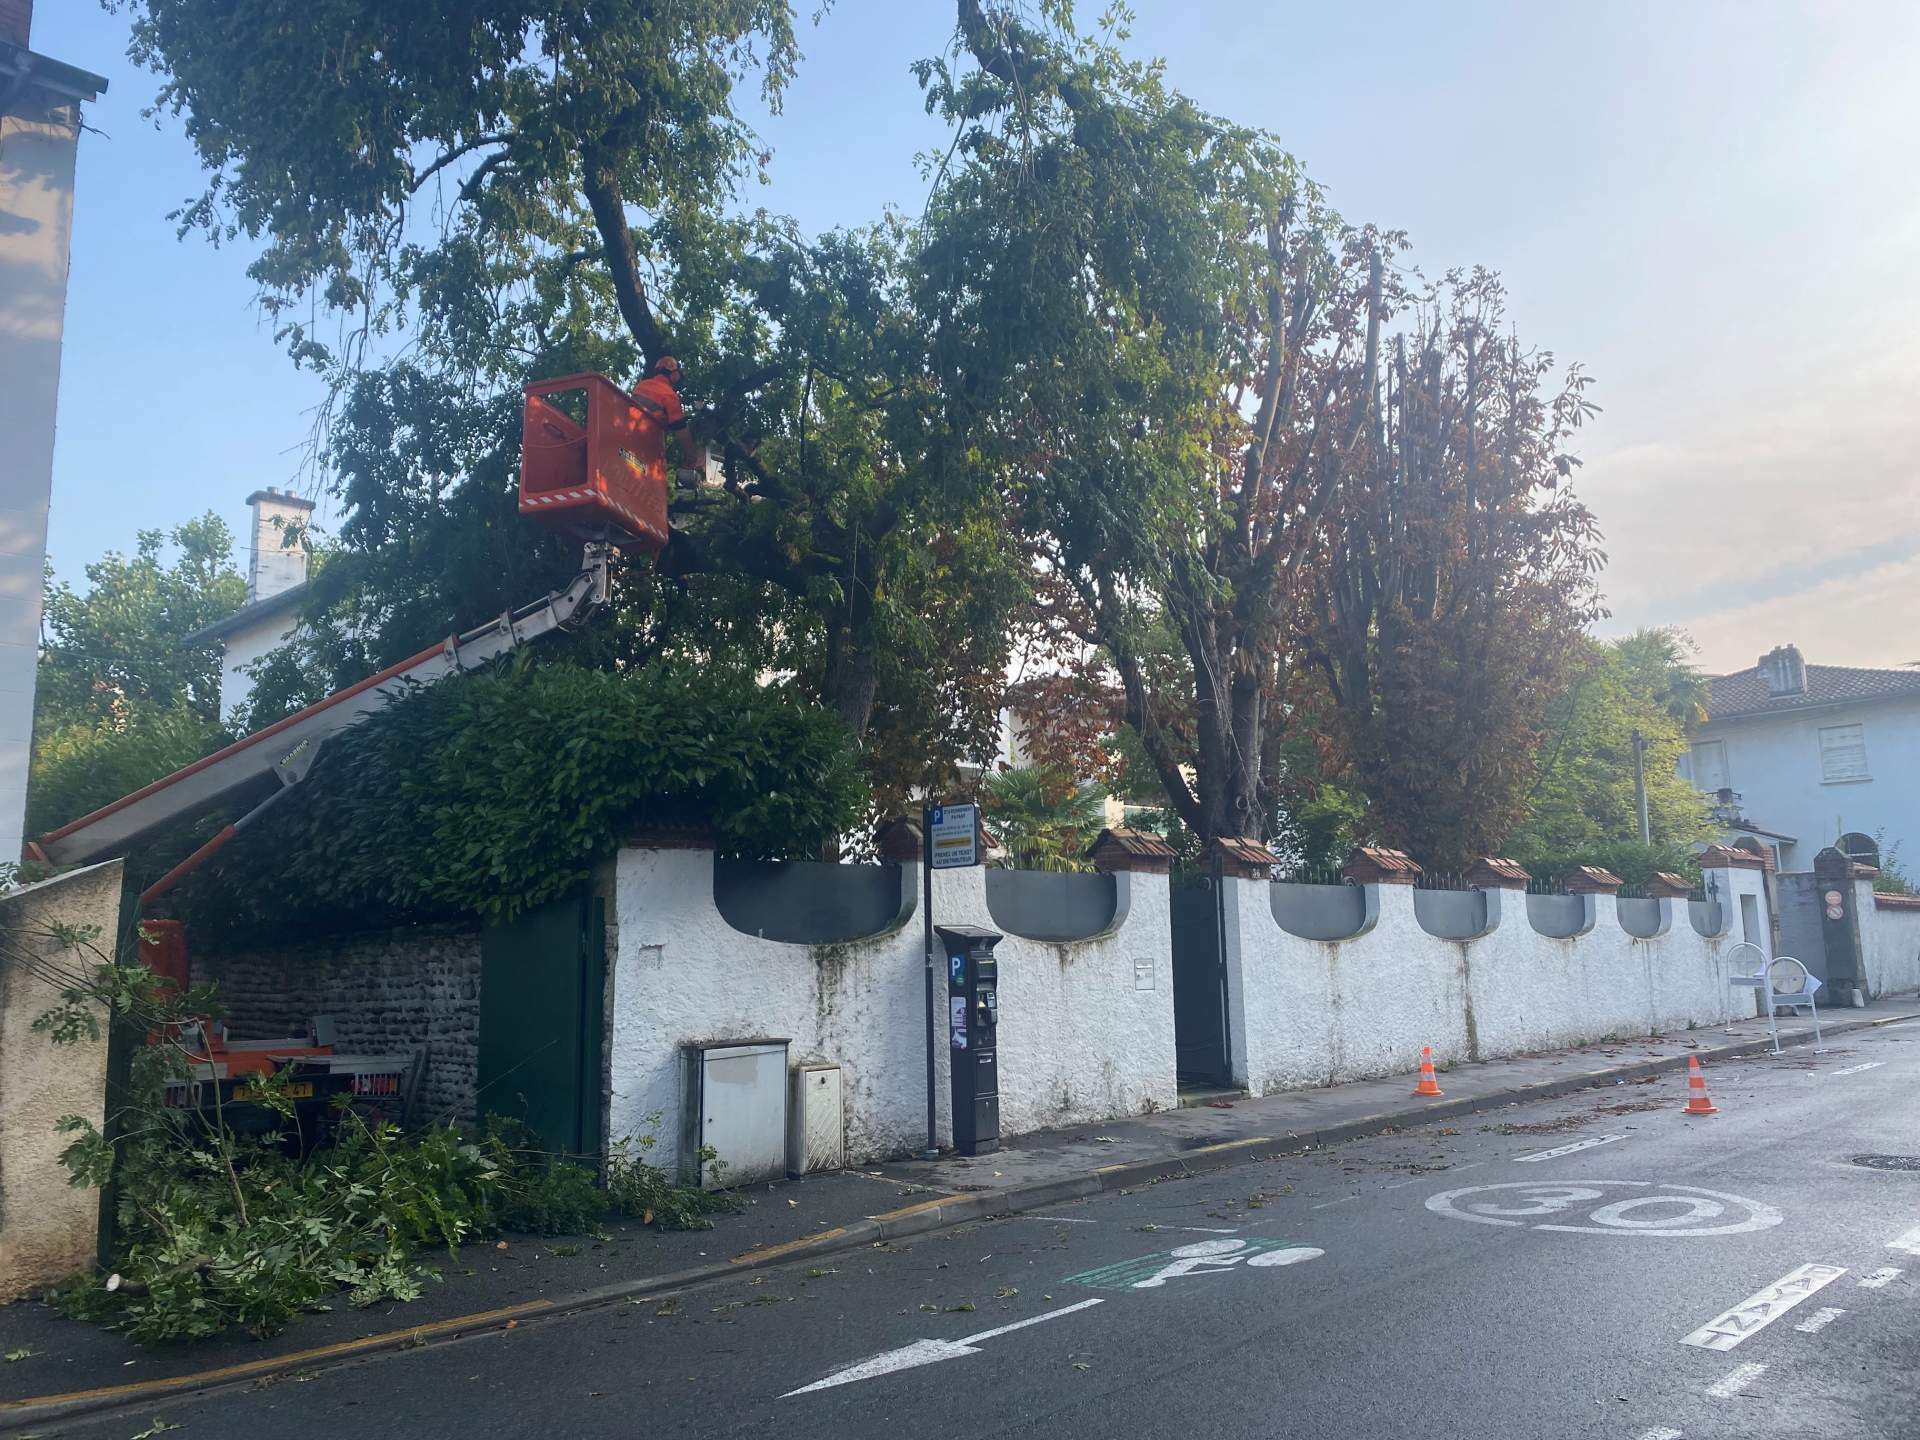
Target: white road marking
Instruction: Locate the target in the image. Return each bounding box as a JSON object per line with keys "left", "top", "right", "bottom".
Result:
{"left": 783, "top": 1298, "right": 1105, "bottom": 1395}
{"left": 1429, "top": 1180, "right": 1782, "bottom": 1237}
{"left": 962, "top": 1297, "right": 1105, "bottom": 1343}
{"left": 1020, "top": 1214, "right": 1097, "bottom": 1225}
{"left": 1680, "top": 1263, "right": 1848, "bottom": 1351}
{"left": 1311, "top": 1196, "right": 1360, "bottom": 1210}
{"left": 1513, "top": 1133, "right": 1626, "bottom": 1163}
{"left": 1858, "top": 1267, "right": 1903, "bottom": 1289}
{"left": 1889, "top": 1226, "right": 1920, "bottom": 1256}
{"left": 1705, "top": 1362, "right": 1768, "bottom": 1399}
{"left": 1831, "top": 1062, "right": 1885, "bottom": 1076}
{"left": 1633, "top": 1428, "right": 1683, "bottom": 1440}
{"left": 1793, "top": 1306, "right": 1845, "bottom": 1334}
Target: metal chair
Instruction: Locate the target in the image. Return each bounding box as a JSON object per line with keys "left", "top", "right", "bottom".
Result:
{"left": 1728, "top": 941, "right": 1823, "bottom": 1054}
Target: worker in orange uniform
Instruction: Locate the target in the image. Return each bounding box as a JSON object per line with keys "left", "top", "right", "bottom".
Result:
{"left": 632, "top": 354, "right": 688, "bottom": 434}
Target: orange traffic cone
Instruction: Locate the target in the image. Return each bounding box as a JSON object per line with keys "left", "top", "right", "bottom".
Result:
{"left": 1412, "top": 1045, "right": 1444, "bottom": 1097}
{"left": 1683, "top": 1054, "right": 1718, "bottom": 1115}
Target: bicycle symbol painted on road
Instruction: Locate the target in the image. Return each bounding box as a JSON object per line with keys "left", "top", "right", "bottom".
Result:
{"left": 1425, "top": 1181, "right": 1781, "bottom": 1237}
{"left": 1066, "top": 1237, "right": 1326, "bottom": 1291}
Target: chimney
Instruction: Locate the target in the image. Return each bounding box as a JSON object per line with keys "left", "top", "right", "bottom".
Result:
{"left": 1758, "top": 644, "right": 1807, "bottom": 698}
{"left": 245, "top": 487, "right": 316, "bottom": 603}
{"left": 1, "top": 0, "right": 30, "bottom": 47}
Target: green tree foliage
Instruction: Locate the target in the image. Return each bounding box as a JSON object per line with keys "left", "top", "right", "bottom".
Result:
{"left": 1506, "top": 630, "right": 1716, "bottom": 863}
{"left": 925, "top": 2, "right": 1384, "bottom": 849}
{"left": 116, "top": 0, "right": 1026, "bottom": 808}
{"left": 26, "top": 706, "right": 224, "bottom": 837}
{"left": 35, "top": 515, "right": 245, "bottom": 728}
{"left": 982, "top": 765, "right": 1106, "bottom": 872}
{"left": 169, "top": 661, "right": 866, "bottom": 942}
{"left": 28, "top": 516, "right": 246, "bottom": 837}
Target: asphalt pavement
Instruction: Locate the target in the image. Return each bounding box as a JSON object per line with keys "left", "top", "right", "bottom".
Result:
{"left": 30, "top": 1018, "right": 1920, "bottom": 1440}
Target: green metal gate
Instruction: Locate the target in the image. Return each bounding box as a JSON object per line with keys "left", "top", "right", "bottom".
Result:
{"left": 476, "top": 893, "right": 606, "bottom": 1156}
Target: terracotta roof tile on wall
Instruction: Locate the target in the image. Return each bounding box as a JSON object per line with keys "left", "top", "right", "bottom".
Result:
{"left": 1647, "top": 872, "right": 1694, "bottom": 899}
{"left": 1343, "top": 846, "right": 1422, "bottom": 884}
{"left": 1561, "top": 865, "right": 1623, "bottom": 894}
{"left": 1086, "top": 826, "right": 1177, "bottom": 874}
{"left": 1465, "top": 856, "right": 1531, "bottom": 889}
{"left": 1209, "top": 836, "right": 1278, "bottom": 880}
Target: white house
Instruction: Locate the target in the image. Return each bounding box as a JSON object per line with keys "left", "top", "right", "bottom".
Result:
{"left": 1683, "top": 643, "right": 1920, "bottom": 871}
{"left": 0, "top": 3, "right": 105, "bottom": 861}
{"left": 188, "top": 488, "right": 315, "bottom": 722}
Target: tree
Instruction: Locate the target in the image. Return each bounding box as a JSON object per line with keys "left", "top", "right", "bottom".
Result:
{"left": 1305, "top": 271, "right": 1606, "bottom": 868}
{"left": 1505, "top": 631, "right": 1716, "bottom": 861}
{"left": 120, "top": 0, "right": 1027, "bottom": 804}
{"left": 36, "top": 514, "right": 246, "bottom": 729}
{"left": 28, "top": 516, "right": 246, "bottom": 835}
{"left": 926, "top": 3, "right": 1390, "bottom": 849}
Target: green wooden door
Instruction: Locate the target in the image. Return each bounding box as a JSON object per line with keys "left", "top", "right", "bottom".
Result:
{"left": 477, "top": 893, "right": 606, "bottom": 1156}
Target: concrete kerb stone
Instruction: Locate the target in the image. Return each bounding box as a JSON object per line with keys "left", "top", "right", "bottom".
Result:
{"left": 8, "top": 1007, "right": 1912, "bottom": 1432}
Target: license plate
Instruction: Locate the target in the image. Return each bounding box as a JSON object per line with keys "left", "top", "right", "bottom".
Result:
{"left": 233, "top": 1081, "right": 314, "bottom": 1101}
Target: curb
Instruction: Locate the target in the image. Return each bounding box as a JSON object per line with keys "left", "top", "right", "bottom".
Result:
{"left": 8, "top": 1009, "right": 1911, "bottom": 1430}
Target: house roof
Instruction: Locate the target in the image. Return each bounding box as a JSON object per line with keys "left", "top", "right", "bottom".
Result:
{"left": 1706, "top": 661, "right": 1920, "bottom": 721}
{"left": 1, "top": 40, "right": 108, "bottom": 105}
{"left": 185, "top": 583, "right": 308, "bottom": 647}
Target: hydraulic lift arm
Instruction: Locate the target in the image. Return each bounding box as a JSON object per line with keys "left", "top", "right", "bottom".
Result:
{"left": 32, "top": 543, "right": 617, "bottom": 874}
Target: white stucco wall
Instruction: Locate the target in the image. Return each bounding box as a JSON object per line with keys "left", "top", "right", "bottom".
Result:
{"left": 1224, "top": 864, "right": 1762, "bottom": 1098}
{"left": 606, "top": 848, "right": 1177, "bottom": 1176}
{"left": 0, "top": 95, "right": 83, "bottom": 862}
{"left": 1857, "top": 888, "right": 1920, "bottom": 1000}
{"left": 217, "top": 606, "right": 302, "bottom": 721}
{"left": 1692, "top": 695, "right": 1920, "bottom": 863}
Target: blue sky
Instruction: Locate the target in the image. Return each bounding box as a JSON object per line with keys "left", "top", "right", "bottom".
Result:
{"left": 33, "top": 1, "right": 1920, "bottom": 673}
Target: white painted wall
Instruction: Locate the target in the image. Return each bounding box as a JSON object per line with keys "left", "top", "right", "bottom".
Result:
{"left": 0, "top": 92, "right": 83, "bottom": 862}
{"left": 1856, "top": 887, "right": 1920, "bottom": 1000}
{"left": 1224, "top": 863, "right": 1766, "bottom": 1098}
{"left": 606, "top": 848, "right": 1177, "bottom": 1176}
{"left": 1692, "top": 695, "right": 1920, "bottom": 863}
{"left": 217, "top": 605, "right": 302, "bottom": 721}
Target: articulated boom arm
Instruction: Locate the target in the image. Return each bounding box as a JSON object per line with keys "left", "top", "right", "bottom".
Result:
{"left": 34, "top": 544, "right": 616, "bottom": 871}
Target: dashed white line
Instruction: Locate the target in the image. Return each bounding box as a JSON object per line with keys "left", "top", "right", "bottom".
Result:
{"left": 1680, "top": 1264, "right": 1847, "bottom": 1350}
{"left": 1019, "top": 1215, "right": 1097, "bottom": 1225}
{"left": 1633, "top": 1428, "right": 1683, "bottom": 1440}
{"left": 1889, "top": 1226, "right": 1920, "bottom": 1257}
{"left": 1831, "top": 1062, "right": 1885, "bottom": 1076}
{"left": 1858, "top": 1267, "right": 1903, "bottom": 1289}
{"left": 1514, "top": 1133, "right": 1626, "bottom": 1163}
{"left": 1310, "top": 1195, "right": 1360, "bottom": 1210}
{"left": 1706, "top": 1362, "right": 1767, "bottom": 1399}
{"left": 1793, "top": 1306, "right": 1845, "bottom": 1333}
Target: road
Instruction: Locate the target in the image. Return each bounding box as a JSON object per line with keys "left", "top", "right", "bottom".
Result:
{"left": 48, "top": 1021, "right": 1920, "bottom": 1440}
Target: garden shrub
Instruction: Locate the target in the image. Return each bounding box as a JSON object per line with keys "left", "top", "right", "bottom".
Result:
{"left": 170, "top": 657, "right": 867, "bottom": 942}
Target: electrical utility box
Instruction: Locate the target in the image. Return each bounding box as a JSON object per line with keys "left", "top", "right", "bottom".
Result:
{"left": 938, "top": 925, "right": 1002, "bottom": 1156}
{"left": 683, "top": 1040, "right": 789, "bottom": 1189}
{"left": 786, "top": 1062, "right": 845, "bottom": 1176}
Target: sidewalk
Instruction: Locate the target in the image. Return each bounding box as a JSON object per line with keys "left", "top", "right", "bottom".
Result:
{"left": 4, "top": 997, "right": 1912, "bottom": 1428}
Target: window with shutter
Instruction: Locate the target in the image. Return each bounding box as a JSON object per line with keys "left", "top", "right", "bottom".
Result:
{"left": 1690, "top": 740, "right": 1729, "bottom": 793}
{"left": 1818, "top": 723, "right": 1869, "bottom": 783}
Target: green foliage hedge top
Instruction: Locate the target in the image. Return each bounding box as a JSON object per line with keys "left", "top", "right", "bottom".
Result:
{"left": 176, "top": 660, "right": 865, "bottom": 941}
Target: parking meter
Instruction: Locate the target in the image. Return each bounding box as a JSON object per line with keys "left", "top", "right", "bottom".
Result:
{"left": 936, "top": 924, "right": 1002, "bottom": 1155}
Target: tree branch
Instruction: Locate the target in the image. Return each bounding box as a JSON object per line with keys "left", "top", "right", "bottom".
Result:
{"left": 579, "top": 143, "right": 669, "bottom": 364}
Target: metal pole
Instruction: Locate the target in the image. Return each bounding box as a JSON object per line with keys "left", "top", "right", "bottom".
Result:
{"left": 1631, "top": 728, "right": 1651, "bottom": 845}
{"left": 922, "top": 804, "right": 939, "bottom": 1159}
